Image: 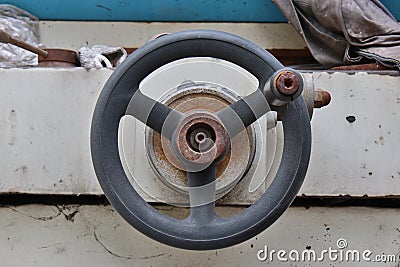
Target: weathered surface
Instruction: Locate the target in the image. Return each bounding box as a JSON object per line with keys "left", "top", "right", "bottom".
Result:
{"left": 0, "top": 205, "right": 399, "bottom": 266}
{"left": 301, "top": 72, "right": 400, "bottom": 197}
{"left": 0, "top": 68, "right": 110, "bottom": 194}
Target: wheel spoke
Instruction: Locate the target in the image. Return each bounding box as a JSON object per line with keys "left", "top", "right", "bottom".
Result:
{"left": 216, "top": 89, "right": 270, "bottom": 138}
{"left": 126, "top": 90, "right": 183, "bottom": 140}
{"left": 186, "top": 164, "right": 218, "bottom": 224}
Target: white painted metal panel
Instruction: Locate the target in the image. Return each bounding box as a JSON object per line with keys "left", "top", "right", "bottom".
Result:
{"left": 0, "top": 68, "right": 109, "bottom": 194}
{"left": 0, "top": 205, "right": 398, "bottom": 266}
{"left": 302, "top": 72, "right": 400, "bottom": 197}
{"left": 38, "top": 21, "right": 306, "bottom": 50}
{"left": 0, "top": 69, "right": 399, "bottom": 198}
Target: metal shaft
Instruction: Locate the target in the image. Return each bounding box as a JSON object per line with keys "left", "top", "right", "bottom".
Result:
{"left": 0, "top": 29, "right": 48, "bottom": 58}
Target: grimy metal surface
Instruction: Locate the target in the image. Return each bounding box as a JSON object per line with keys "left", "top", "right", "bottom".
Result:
{"left": 0, "top": 205, "right": 399, "bottom": 267}
{"left": 0, "top": 68, "right": 399, "bottom": 199}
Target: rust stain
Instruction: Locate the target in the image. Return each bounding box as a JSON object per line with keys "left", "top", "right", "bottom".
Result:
{"left": 330, "top": 62, "right": 391, "bottom": 71}
{"left": 38, "top": 49, "right": 79, "bottom": 67}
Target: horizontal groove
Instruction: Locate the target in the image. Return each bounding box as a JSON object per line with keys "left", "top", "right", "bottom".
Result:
{"left": 0, "top": 194, "right": 109, "bottom": 206}
{"left": 292, "top": 196, "right": 400, "bottom": 208}
{"left": 0, "top": 194, "right": 400, "bottom": 208}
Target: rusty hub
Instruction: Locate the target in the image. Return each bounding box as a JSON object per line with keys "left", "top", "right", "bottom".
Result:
{"left": 145, "top": 86, "right": 255, "bottom": 196}
{"left": 175, "top": 112, "right": 229, "bottom": 164}
{"left": 275, "top": 71, "right": 301, "bottom": 96}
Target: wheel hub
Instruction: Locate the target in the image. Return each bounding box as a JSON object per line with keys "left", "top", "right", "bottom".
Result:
{"left": 174, "top": 112, "right": 229, "bottom": 164}
{"left": 145, "top": 85, "right": 255, "bottom": 197}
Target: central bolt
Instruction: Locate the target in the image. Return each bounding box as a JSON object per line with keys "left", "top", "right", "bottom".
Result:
{"left": 174, "top": 112, "right": 229, "bottom": 164}
{"left": 186, "top": 123, "right": 216, "bottom": 152}
{"left": 275, "top": 71, "right": 301, "bottom": 96}
{"left": 195, "top": 132, "right": 206, "bottom": 143}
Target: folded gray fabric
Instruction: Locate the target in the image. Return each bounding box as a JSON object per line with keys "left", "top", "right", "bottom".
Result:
{"left": 274, "top": 0, "right": 400, "bottom": 69}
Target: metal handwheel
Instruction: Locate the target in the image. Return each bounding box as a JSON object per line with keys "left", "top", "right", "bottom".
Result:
{"left": 91, "top": 30, "right": 311, "bottom": 250}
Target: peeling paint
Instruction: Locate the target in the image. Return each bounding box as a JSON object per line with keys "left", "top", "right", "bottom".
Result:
{"left": 7, "top": 109, "right": 16, "bottom": 146}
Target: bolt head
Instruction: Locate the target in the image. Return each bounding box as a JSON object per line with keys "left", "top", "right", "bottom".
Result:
{"left": 314, "top": 90, "right": 331, "bottom": 108}
{"left": 174, "top": 112, "right": 229, "bottom": 165}
{"left": 275, "top": 71, "right": 301, "bottom": 96}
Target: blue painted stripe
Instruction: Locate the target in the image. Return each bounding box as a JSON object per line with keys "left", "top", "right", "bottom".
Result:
{"left": 0, "top": 0, "right": 286, "bottom": 22}
{"left": 381, "top": 0, "right": 400, "bottom": 21}
{"left": 0, "top": 0, "right": 398, "bottom": 22}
